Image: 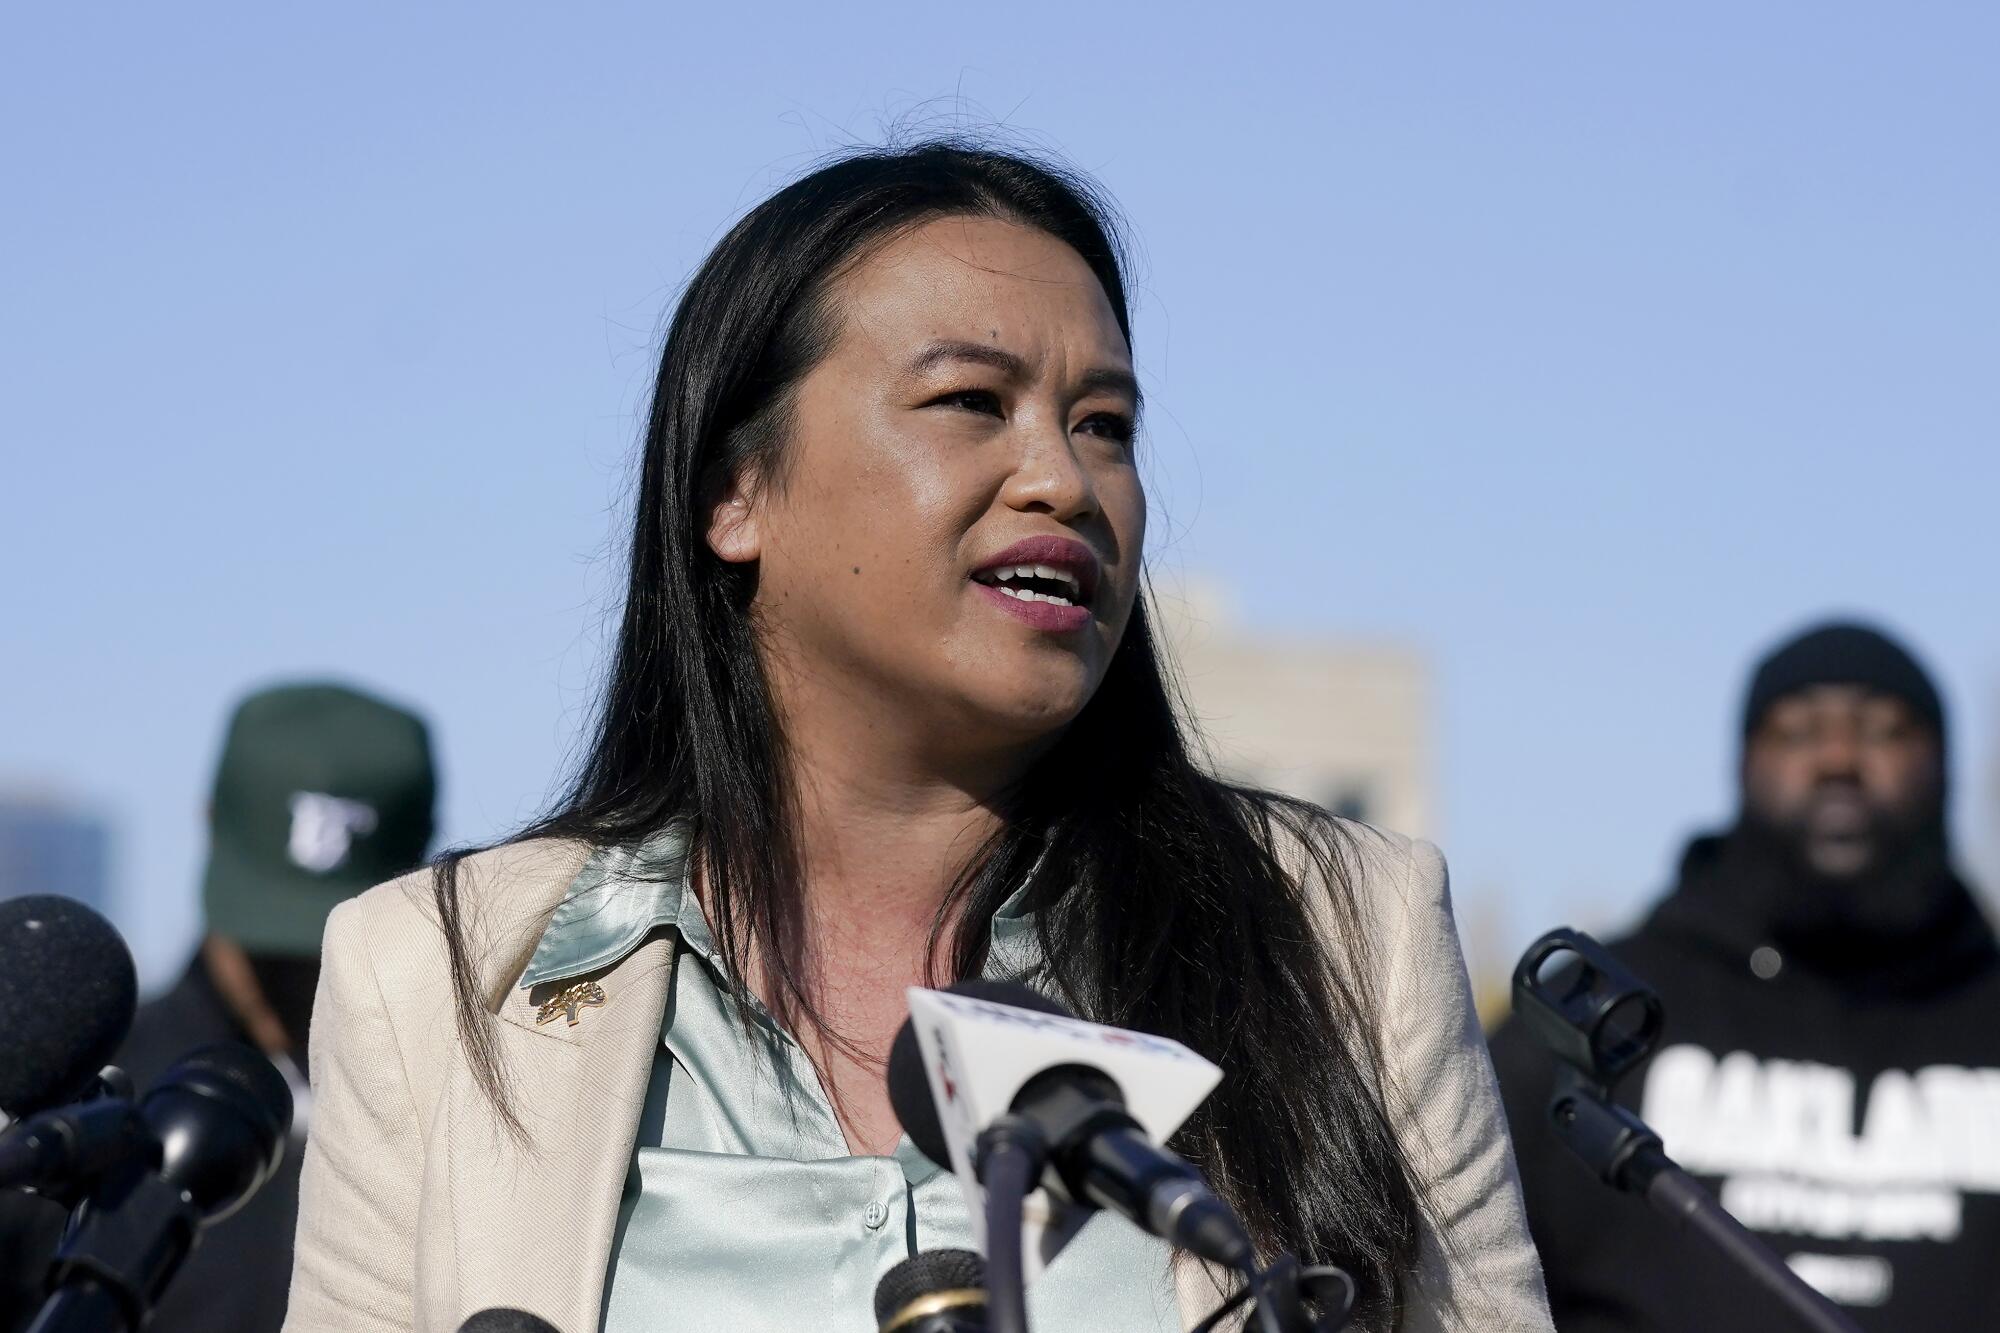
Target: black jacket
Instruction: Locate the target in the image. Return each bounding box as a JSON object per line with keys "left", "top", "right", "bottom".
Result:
{"left": 0, "top": 960, "right": 304, "bottom": 1332}
{"left": 1489, "top": 832, "right": 2000, "bottom": 1332}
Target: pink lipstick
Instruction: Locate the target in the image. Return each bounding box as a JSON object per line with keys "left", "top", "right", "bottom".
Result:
{"left": 969, "top": 535, "right": 1101, "bottom": 633}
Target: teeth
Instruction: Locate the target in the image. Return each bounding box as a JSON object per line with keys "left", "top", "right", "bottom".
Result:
{"left": 997, "top": 585, "right": 1075, "bottom": 606}
{"left": 1045, "top": 565, "right": 1080, "bottom": 591}
{"left": 990, "top": 563, "right": 1081, "bottom": 594}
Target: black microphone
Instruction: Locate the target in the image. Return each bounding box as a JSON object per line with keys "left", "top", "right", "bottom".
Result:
{"left": 27, "top": 1042, "right": 294, "bottom": 1333}
{"left": 458, "top": 1310, "right": 561, "bottom": 1332}
{"left": 0, "top": 895, "right": 138, "bottom": 1126}
{"left": 886, "top": 980, "right": 1254, "bottom": 1272}
{"left": 0, "top": 1095, "right": 151, "bottom": 1196}
{"left": 875, "top": 1248, "right": 987, "bottom": 1332}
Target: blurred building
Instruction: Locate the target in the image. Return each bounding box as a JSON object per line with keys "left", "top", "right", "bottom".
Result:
{"left": 0, "top": 790, "right": 113, "bottom": 914}
{"left": 1150, "top": 581, "right": 1537, "bottom": 1018}
{"left": 1155, "top": 579, "right": 1434, "bottom": 840}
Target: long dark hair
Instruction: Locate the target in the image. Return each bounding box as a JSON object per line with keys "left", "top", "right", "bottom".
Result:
{"left": 433, "top": 139, "right": 1423, "bottom": 1321}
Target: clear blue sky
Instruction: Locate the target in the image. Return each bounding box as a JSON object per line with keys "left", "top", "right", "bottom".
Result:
{"left": 5, "top": 3, "right": 1996, "bottom": 990}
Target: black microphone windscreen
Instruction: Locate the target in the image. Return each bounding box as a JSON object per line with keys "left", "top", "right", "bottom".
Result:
{"left": 886, "top": 979, "right": 1073, "bottom": 1168}
{"left": 874, "top": 1247, "right": 987, "bottom": 1323}
{"left": 0, "top": 894, "right": 138, "bottom": 1118}
{"left": 458, "top": 1309, "right": 561, "bottom": 1333}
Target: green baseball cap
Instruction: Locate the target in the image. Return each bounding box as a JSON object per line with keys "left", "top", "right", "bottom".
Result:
{"left": 202, "top": 682, "right": 437, "bottom": 958}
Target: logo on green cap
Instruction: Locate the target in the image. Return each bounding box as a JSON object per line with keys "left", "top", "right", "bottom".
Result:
{"left": 286, "top": 792, "right": 382, "bottom": 873}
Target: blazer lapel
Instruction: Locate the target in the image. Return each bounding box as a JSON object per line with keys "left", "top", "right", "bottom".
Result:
{"left": 423, "top": 932, "right": 677, "bottom": 1333}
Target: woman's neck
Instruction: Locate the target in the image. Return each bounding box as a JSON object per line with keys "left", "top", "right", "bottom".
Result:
{"left": 762, "top": 652, "right": 1043, "bottom": 943}
{"left": 750, "top": 695, "right": 1031, "bottom": 1156}
{"left": 785, "top": 733, "right": 1013, "bottom": 952}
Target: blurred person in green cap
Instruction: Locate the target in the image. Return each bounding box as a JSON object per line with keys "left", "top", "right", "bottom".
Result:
{"left": 0, "top": 681, "right": 436, "bottom": 1332}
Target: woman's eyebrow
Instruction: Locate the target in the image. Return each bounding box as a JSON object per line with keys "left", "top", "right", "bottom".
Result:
{"left": 1079, "top": 366, "right": 1142, "bottom": 410}
{"left": 907, "top": 339, "right": 1141, "bottom": 407}
{"left": 907, "top": 339, "right": 1029, "bottom": 380}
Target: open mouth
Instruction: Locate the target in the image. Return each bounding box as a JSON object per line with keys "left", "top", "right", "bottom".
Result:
{"left": 971, "top": 563, "right": 1089, "bottom": 608}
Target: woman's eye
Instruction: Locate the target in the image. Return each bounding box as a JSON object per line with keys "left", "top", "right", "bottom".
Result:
{"left": 1077, "top": 411, "right": 1136, "bottom": 445}
{"left": 930, "top": 389, "right": 1004, "bottom": 417}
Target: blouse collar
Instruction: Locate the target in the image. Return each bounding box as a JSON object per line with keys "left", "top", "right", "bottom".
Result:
{"left": 519, "top": 819, "right": 1044, "bottom": 992}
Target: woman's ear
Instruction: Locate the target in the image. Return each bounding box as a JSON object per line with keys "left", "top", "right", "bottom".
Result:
{"left": 705, "top": 469, "right": 764, "bottom": 564}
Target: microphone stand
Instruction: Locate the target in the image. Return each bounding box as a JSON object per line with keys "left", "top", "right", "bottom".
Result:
{"left": 27, "top": 1164, "right": 202, "bottom": 1333}
{"left": 1514, "top": 929, "right": 1862, "bottom": 1333}
{"left": 1546, "top": 1072, "right": 1860, "bottom": 1333}
{"left": 974, "top": 1116, "right": 1046, "bottom": 1333}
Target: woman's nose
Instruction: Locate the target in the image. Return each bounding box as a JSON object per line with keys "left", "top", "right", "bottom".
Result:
{"left": 999, "top": 419, "right": 1098, "bottom": 521}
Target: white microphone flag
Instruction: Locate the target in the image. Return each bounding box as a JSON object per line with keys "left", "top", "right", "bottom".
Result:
{"left": 904, "top": 985, "right": 1222, "bottom": 1273}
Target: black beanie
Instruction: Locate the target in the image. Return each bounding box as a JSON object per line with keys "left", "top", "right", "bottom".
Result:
{"left": 1742, "top": 621, "right": 1946, "bottom": 742}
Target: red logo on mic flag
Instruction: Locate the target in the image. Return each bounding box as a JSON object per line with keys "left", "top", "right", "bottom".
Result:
{"left": 933, "top": 1031, "right": 959, "bottom": 1104}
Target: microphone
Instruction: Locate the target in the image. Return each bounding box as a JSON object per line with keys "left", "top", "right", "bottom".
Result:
{"left": 0, "top": 895, "right": 138, "bottom": 1128}
{"left": 875, "top": 1248, "right": 987, "bottom": 1332}
{"left": 458, "top": 1310, "right": 561, "bottom": 1332}
{"left": 131, "top": 1041, "right": 293, "bottom": 1221}
{"left": 27, "top": 1042, "right": 294, "bottom": 1333}
{"left": 0, "top": 1095, "right": 151, "bottom": 1196}
{"left": 887, "top": 979, "right": 1253, "bottom": 1271}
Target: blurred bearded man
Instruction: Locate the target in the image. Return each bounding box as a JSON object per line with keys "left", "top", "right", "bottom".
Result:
{"left": 1490, "top": 621, "right": 2000, "bottom": 1332}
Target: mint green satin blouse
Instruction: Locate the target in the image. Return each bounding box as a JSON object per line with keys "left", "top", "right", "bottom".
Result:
{"left": 515, "top": 825, "right": 1182, "bottom": 1333}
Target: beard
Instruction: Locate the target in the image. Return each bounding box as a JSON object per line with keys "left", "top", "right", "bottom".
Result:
{"left": 1735, "top": 798, "right": 1955, "bottom": 943}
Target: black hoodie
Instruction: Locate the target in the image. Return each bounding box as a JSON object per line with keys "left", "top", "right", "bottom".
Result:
{"left": 1488, "top": 831, "right": 2000, "bottom": 1331}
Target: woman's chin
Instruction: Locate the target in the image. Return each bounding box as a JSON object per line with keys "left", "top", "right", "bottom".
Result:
{"left": 947, "top": 679, "right": 1096, "bottom": 748}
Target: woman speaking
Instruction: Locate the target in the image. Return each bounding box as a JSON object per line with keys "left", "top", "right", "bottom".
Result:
{"left": 285, "top": 142, "right": 1552, "bottom": 1333}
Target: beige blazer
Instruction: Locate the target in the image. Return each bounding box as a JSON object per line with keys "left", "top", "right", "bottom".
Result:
{"left": 284, "top": 824, "right": 1552, "bottom": 1332}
